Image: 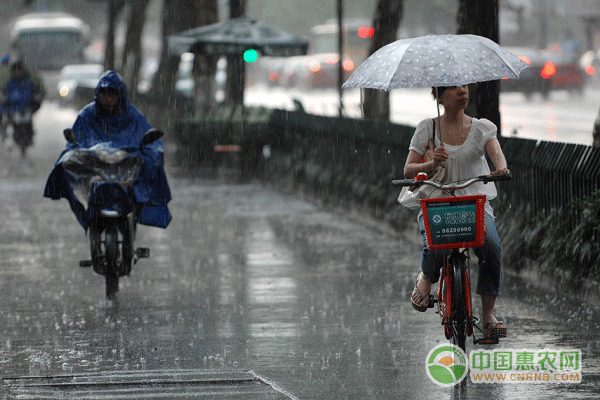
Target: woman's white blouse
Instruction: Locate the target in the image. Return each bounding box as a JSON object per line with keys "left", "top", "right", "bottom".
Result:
{"left": 408, "top": 117, "right": 498, "bottom": 216}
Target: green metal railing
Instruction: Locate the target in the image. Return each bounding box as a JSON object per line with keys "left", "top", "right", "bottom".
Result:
{"left": 175, "top": 106, "right": 600, "bottom": 213}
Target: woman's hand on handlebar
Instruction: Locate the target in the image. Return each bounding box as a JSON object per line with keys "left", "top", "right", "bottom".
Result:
{"left": 490, "top": 167, "right": 510, "bottom": 176}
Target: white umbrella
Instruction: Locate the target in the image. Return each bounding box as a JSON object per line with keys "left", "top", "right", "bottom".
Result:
{"left": 342, "top": 34, "right": 528, "bottom": 143}
{"left": 342, "top": 34, "right": 528, "bottom": 90}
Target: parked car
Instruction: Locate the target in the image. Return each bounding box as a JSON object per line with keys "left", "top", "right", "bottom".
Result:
{"left": 501, "top": 47, "right": 551, "bottom": 98}
{"left": 57, "top": 63, "right": 103, "bottom": 107}
{"left": 501, "top": 47, "right": 585, "bottom": 99}
{"left": 543, "top": 50, "right": 586, "bottom": 95}
{"left": 280, "top": 53, "right": 355, "bottom": 90}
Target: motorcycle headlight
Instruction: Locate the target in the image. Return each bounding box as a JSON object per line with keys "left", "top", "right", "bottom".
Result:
{"left": 59, "top": 86, "right": 70, "bottom": 97}
{"left": 96, "top": 149, "right": 129, "bottom": 164}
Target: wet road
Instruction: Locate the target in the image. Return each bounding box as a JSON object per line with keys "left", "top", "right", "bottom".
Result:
{"left": 0, "top": 102, "right": 599, "bottom": 399}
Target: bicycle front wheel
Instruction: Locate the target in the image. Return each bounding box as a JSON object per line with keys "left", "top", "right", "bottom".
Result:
{"left": 450, "top": 257, "right": 468, "bottom": 352}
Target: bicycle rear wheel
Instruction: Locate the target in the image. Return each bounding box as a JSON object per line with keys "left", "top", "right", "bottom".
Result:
{"left": 450, "top": 257, "right": 468, "bottom": 352}
{"left": 440, "top": 265, "right": 453, "bottom": 340}
{"left": 462, "top": 262, "right": 474, "bottom": 337}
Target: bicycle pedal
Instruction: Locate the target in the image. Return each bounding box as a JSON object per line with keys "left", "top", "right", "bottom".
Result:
{"left": 79, "top": 260, "right": 92, "bottom": 267}
{"left": 474, "top": 337, "right": 500, "bottom": 345}
{"left": 428, "top": 295, "right": 435, "bottom": 308}
{"left": 135, "top": 247, "right": 150, "bottom": 258}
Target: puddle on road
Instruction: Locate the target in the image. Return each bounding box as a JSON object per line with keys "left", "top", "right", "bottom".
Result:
{"left": 2, "top": 369, "right": 296, "bottom": 399}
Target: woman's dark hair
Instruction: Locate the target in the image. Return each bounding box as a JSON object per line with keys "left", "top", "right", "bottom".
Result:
{"left": 431, "top": 86, "right": 451, "bottom": 101}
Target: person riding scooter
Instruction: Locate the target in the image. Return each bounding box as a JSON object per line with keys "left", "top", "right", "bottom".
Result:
{"left": 0, "top": 60, "right": 45, "bottom": 155}
{"left": 43, "top": 70, "right": 172, "bottom": 229}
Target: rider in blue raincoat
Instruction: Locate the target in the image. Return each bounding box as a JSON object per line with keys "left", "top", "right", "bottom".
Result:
{"left": 0, "top": 60, "right": 45, "bottom": 148}
{"left": 43, "top": 70, "right": 172, "bottom": 229}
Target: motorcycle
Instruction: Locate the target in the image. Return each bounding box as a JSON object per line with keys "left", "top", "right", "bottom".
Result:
{"left": 8, "top": 106, "right": 34, "bottom": 157}
{"left": 60, "top": 128, "right": 164, "bottom": 299}
{"left": 2, "top": 83, "right": 41, "bottom": 158}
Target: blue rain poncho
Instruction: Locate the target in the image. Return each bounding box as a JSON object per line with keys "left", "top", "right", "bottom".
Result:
{"left": 43, "top": 70, "right": 172, "bottom": 229}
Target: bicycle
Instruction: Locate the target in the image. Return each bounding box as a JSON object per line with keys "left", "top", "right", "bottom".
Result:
{"left": 393, "top": 172, "right": 511, "bottom": 351}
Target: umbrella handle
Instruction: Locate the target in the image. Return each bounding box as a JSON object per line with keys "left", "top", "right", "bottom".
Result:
{"left": 434, "top": 87, "right": 443, "bottom": 146}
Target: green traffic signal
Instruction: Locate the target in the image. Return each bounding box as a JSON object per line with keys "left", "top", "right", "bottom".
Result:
{"left": 243, "top": 49, "right": 259, "bottom": 62}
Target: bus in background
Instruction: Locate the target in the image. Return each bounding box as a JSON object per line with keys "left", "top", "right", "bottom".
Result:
{"left": 9, "top": 12, "right": 91, "bottom": 99}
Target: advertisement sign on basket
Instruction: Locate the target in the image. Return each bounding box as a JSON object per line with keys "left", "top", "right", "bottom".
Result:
{"left": 421, "top": 195, "right": 486, "bottom": 250}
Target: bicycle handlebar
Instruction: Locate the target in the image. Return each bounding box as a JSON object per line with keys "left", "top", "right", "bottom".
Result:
{"left": 392, "top": 173, "right": 511, "bottom": 191}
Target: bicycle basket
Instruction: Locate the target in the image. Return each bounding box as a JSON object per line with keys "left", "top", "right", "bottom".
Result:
{"left": 420, "top": 195, "right": 486, "bottom": 250}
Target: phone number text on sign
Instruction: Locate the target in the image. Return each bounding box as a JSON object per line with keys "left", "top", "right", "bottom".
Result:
{"left": 441, "top": 226, "right": 473, "bottom": 234}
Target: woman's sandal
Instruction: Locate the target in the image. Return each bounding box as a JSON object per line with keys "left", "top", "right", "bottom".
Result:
{"left": 483, "top": 321, "right": 507, "bottom": 339}
{"left": 411, "top": 273, "right": 431, "bottom": 312}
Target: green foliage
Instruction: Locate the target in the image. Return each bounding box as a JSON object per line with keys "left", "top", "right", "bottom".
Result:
{"left": 497, "top": 189, "right": 600, "bottom": 283}
{"left": 496, "top": 204, "right": 542, "bottom": 270}
{"left": 544, "top": 190, "right": 600, "bottom": 280}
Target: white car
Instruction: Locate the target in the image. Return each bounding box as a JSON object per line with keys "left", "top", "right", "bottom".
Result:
{"left": 57, "top": 63, "right": 103, "bottom": 107}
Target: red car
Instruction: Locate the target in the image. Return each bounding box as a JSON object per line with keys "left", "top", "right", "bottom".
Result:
{"left": 543, "top": 52, "right": 585, "bottom": 95}
{"left": 502, "top": 47, "right": 585, "bottom": 99}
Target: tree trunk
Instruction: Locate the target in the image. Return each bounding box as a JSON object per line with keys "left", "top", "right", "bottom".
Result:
{"left": 226, "top": 0, "right": 247, "bottom": 105}
{"left": 152, "top": 0, "right": 197, "bottom": 97}
{"left": 105, "top": 0, "right": 126, "bottom": 71}
{"left": 152, "top": 0, "right": 218, "bottom": 95}
{"left": 121, "top": 0, "right": 151, "bottom": 96}
{"left": 456, "top": 0, "right": 501, "bottom": 134}
{"left": 362, "top": 0, "right": 403, "bottom": 121}
{"left": 194, "top": 0, "right": 219, "bottom": 114}
{"left": 150, "top": 0, "right": 218, "bottom": 127}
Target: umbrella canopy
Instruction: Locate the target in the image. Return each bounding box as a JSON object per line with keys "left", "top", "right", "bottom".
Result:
{"left": 168, "top": 17, "right": 309, "bottom": 57}
{"left": 342, "top": 34, "right": 529, "bottom": 90}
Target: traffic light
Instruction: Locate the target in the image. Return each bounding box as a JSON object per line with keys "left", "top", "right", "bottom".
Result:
{"left": 243, "top": 49, "right": 259, "bottom": 63}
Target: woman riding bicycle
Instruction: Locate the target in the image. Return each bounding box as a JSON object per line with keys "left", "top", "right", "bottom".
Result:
{"left": 405, "top": 85, "right": 510, "bottom": 340}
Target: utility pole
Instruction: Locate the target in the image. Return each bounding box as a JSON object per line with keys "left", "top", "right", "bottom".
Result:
{"left": 227, "top": 0, "right": 245, "bottom": 105}
{"left": 337, "top": 0, "right": 344, "bottom": 117}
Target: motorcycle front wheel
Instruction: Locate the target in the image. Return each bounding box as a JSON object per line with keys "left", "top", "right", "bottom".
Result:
{"left": 120, "top": 217, "right": 134, "bottom": 276}
{"left": 104, "top": 226, "right": 119, "bottom": 299}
